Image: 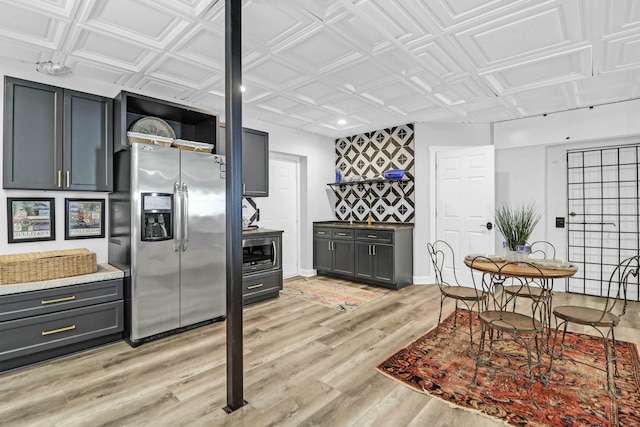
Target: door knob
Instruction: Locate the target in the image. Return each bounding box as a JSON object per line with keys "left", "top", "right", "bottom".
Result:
{"left": 481, "top": 222, "right": 493, "bottom": 230}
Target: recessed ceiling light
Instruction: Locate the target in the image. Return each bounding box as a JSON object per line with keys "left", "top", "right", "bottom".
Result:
{"left": 240, "top": 85, "right": 246, "bottom": 92}
{"left": 338, "top": 119, "right": 347, "bottom": 125}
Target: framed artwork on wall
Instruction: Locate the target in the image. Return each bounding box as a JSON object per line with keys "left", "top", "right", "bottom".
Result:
{"left": 65, "top": 198, "right": 105, "bottom": 240}
{"left": 7, "top": 197, "right": 56, "bottom": 243}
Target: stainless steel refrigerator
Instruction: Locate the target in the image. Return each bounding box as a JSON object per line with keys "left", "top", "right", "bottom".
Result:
{"left": 109, "top": 143, "right": 226, "bottom": 345}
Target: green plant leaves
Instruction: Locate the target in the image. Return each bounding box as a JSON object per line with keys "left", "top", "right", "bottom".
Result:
{"left": 494, "top": 204, "right": 542, "bottom": 251}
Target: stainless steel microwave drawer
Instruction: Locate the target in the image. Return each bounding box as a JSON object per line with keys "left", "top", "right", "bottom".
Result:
{"left": 243, "top": 270, "right": 282, "bottom": 296}
{"left": 0, "top": 279, "right": 123, "bottom": 323}
{"left": 0, "top": 301, "right": 123, "bottom": 362}
{"left": 355, "top": 230, "right": 393, "bottom": 243}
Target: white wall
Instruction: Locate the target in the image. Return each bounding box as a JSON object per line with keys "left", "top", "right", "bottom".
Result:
{"left": 413, "top": 123, "right": 493, "bottom": 284}
{"left": 0, "top": 58, "right": 334, "bottom": 272}
{"left": 494, "top": 102, "right": 640, "bottom": 291}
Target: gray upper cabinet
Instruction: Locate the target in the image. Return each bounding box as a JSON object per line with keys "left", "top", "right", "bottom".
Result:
{"left": 3, "top": 77, "right": 113, "bottom": 191}
{"left": 242, "top": 128, "right": 269, "bottom": 197}
{"left": 218, "top": 125, "right": 269, "bottom": 197}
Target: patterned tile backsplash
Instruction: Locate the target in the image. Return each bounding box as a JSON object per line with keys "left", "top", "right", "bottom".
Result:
{"left": 334, "top": 123, "right": 415, "bottom": 223}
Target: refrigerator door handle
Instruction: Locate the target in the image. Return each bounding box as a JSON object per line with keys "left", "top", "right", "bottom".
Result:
{"left": 173, "top": 182, "right": 181, "bottom": 252}
{"left": 182, "top": 183, "right": 189, "bottom": 251}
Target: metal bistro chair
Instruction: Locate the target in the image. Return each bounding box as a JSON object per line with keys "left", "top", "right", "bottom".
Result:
{"left": 551, "top": 254, "right": 640, "bottom": 397}
{"left": 470, "top": 258, "right": 551, "bottom": 407}
{"left": 427, "top": 241, "right": 487, "bottom": 347}
{"left": 503, "top": 241, "right": 556, "bottom": 308}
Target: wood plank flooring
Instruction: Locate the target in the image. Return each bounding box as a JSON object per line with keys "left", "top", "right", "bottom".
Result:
{"left": 1, "top": 277, "right": 639, "bottom": 427}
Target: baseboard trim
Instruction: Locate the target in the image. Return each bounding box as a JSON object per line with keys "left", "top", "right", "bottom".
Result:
{"left": 413, "top": 275, "right": 434, "bottom": 285}
{"left": 298, "top": 269, "right": 316, "bottom": 277}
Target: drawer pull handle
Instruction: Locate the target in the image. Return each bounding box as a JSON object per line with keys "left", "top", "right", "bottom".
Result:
{"left": 248, "top": 284, "right": 264, "bottom": 290}
{"left": 368, "top": 235, "right": 378, "bottom": 238}
{"left": 317, "top": 231, "right": 326, "bottom": 235}
{"left": 337, "top": 233, "right": 347, "bottom": 236}
{"left": 41, "top": 295, "right": 76, "bottom": 305}
{"left": 42, "top": 325, "right": 76, "bottom": 336}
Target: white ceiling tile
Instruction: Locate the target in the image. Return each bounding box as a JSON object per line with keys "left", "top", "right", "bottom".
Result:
{"left": 0, "top": 37, "right": 49, "bottom": 63}
{"left": 65, "top": 57, "right": 129, "bottom": 84}
{"left": 508, "top": 84, "right": 573, "bottom": 115}
{"left": 292, "top": 81, "right": 346, "bottom": 103}
{"left": 69, "top": 28, "right": 153, "bottom": 70}
{"left": 604, "top": 34, "right": 640, "bottom": 71}
{"left": 388, "top": 94, "right": 438, "bottom": 114}
{"left": 454, "top": 2, "right": 583, "bottom": 67}
{"left": 362, "top": 81, "right": 417, "bottom": 105}
{"left": 606, "top": 0, "right": 640, "bottom": 34}
{"left": 245, "top": 59, "right": 305, "bottom": 87}
{"left": 0, "top": 3, "right": 68, "bottom": 49}
{"left": 483, "top": 48, "right": 592, "bottom": 94}
{"left": 148, "top": 56, "right": 217, "bottom": 87}
{"left": 243, "top": 1, "right": 315, "bottom": 47}
{"left": 280, "top": 29, "right": 362, "bottom": 73}
{"left": 174, "top": 27, "right": 225, "bottom": 69}
{"left": 137, "top": 77, "right": 191, "bottom": 99}
{"left": 255, "top": 95, "right": 308, "bottom": 114}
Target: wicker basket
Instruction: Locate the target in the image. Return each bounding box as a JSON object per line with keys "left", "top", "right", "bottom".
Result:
{"left": 126, "top": 131, "right": 173, "bottom": 147}
{"left": 0, "top": 249, "right": 97, "bottom": 285}
{"left": 173, "top": 139, "right": 214, "bottom": 153}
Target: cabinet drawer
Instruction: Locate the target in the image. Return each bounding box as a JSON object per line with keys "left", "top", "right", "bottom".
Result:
{"left": 0, "top": 279, "right": 123, "bottom": 322}
{"left": 243, "top": 270, "right": 283, "bottom": 296}
{"left": 355, "top": 230, "right": 393, "bottom": 243}
{"left": 332, "top": 229, "right": 354, "bottom": 239}
{"left": 314, "top": 227, "right": 332, "bottom": 238}
{"left": 0, "top": 301, "right": 123, "bottom": 362}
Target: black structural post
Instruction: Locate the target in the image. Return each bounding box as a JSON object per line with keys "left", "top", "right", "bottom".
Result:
{"left": 224, "top": 0, "right": 245, "bottom": 414}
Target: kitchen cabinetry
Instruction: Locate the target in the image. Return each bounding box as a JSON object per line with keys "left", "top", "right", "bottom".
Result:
{"left": 217, "top": 125, "right": 269, "bottom": 197}
{"left": 313, "top": 227, "right": 354, "bottom": 276}
{"left": 0, "top": 278, "right": 123, "bottom": 372}
{"left": 113, "top": 91, "right": 217, "bottom": 153}
{"left": 313, "top": 223, "right": 413, "bottom": 290}
{"left": 242, "top": 230, "right": 283, "bottom": 305}
{"left": 3, "top": 77, "right": 113, "bottom": 191}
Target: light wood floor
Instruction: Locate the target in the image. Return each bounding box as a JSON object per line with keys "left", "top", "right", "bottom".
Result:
{"left": 1, "top": 277, "right": 639, "bottom": 427}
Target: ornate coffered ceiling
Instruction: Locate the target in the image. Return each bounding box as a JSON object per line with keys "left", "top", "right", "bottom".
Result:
{"left": 1, "top": 0, "right": 640, "bottom": 138}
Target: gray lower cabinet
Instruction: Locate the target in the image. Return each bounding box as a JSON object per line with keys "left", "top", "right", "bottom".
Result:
{"left": 0, "top": 279, "right": 123, "bottom": 371}
{"left": 314, "top": 225, "right": 413, "bottom": 290}
{"left": 313, "top": 227, "right": 355, "bottom": 276}
{"left": 3, "top": 77, "right": 113, "bottom": 191}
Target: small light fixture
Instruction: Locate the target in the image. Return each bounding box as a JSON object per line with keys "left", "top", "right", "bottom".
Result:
{"left": 36, "top": 61, "right": 71, "bottom": 75}
{"left": 240, "top": 85, "right": 246, "bottom": 92}
{"left": 338, "top": 119, "right": 347, "bottom": 125}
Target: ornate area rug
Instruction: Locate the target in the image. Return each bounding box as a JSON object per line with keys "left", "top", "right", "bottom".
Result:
{"left": 376, "top": 310, "right": 640, "bottom": 427}
{"left": 281, "top": 276, "right": 384, "bottom": 312}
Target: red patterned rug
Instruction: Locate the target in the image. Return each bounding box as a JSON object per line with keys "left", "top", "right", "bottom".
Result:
{"left": 376, "top": 310, "right": 640, "bottom": 427}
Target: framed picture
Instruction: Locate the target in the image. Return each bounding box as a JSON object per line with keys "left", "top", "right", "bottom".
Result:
{"left": 65, "top": 198, "right": 105, "bottom": 240}
{"left": 7, "top": 198, "right": 56, "bottom": 243}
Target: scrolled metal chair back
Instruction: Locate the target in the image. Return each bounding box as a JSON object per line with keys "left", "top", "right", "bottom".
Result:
{"left": 528, "top": 241, "right": 556, "bottom": 260}
{"left": 603, "top": 254, "right": 640, "bottom": 320}
{"left": 427, "top": 240, "right": 460, "bottom": 289}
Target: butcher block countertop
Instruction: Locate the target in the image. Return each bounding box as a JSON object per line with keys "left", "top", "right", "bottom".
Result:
{"left": 0, "top": 263, "right": 124, "bottom": 296}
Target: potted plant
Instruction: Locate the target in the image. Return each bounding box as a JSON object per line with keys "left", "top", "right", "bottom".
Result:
{"left": 494, "top": 204, "right": 542, "bottom": 259}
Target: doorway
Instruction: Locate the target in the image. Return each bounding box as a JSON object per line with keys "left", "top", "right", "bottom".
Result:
{"left": 431, "top": 145, "right": 496, "bottom": 286}
{"left": 254, "top": 153, "right": 300, "bottom": 279}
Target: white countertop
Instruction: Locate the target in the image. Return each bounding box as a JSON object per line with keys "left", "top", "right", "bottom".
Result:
{"left": 0, "top": 263, "right": 124, "bottom": 296}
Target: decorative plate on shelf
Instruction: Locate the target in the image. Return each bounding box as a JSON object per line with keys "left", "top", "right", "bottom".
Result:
{"left": 531, "top": 259, "right": 577, "bottom": 270}
{"left": 130, "top": 117, "right": 176, "bottom": 139}
{"left": 465, "top": 254, "right": 505, "bottom": 262}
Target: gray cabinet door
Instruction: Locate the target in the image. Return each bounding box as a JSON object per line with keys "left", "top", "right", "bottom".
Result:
{"left": 64, "top": 90, "right": 113, "bottom": 191}
{"left": 242, "top": 128, "right": 269, "bottom": 197}
{"left": 3, "top": 78, "right": 62, "bottom": 190}
{"left": 373, "top": 244, "right": 394, "bottom": 283}
{"left": 313, "top": 238, "right": 333, "bottom": 271}
{"left": 355, "top": 242, "right": 374, "bottom": 279}
{"left": 333, "top": 240, "right": 354, "bottom": 276}
{"left": 3, "top": 77, "right": 112, "bottom": 191}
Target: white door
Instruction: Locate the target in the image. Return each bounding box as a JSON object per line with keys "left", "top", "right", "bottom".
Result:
{"left": 255, "top": 153, "right": 299, "bottom": 278}
{"left": 436, "top": 146, "right": 495, "bottom": 286}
